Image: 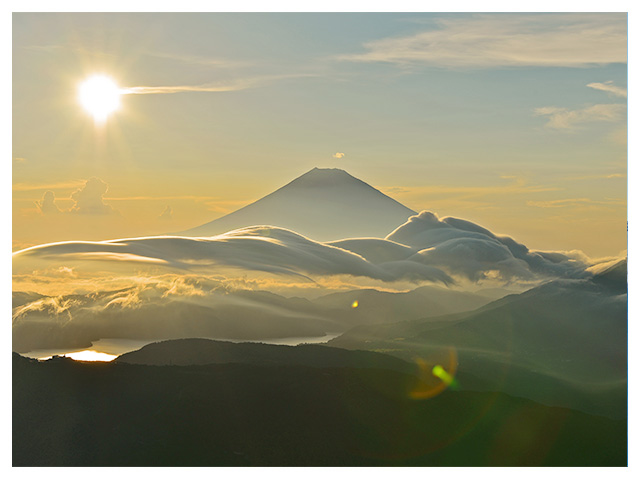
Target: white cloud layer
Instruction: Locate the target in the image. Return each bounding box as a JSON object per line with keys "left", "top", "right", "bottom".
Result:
{"left": 339, "top": 13, "right": 626, "bottom": 68}
{"left": 13, "top": 214, "right": 624, "bottom": 353}
{"left": 15, "top": 212, "right": 599, "bottom": 287}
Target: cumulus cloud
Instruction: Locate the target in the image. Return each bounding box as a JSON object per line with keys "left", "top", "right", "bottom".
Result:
{"left": 69, "top": 177, "right": 117, "bottom": 215}
{"left": 35, "top": 190, "right": 62, "bottom": 215}
{"left": 339, "top": 13, "right": 626, "bottom": 68}
{"left": 33, "top": 178, "right": 118, "bottom": 216}
{"left": 385, "top": 211, "right": 590, "bottom": 281}
{"left": 534, "top": 103, "right": 626, "bottom": 129}
{"left": 332, "top": 152, "right": 346, "bottom": 159}
{"left": 158, "top": 205, "right": 173, "bottom": 221}
{"left": 587, "top": 81, "right": 627, "bottom": 98}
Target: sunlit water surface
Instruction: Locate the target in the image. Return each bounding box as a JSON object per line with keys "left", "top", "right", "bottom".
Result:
{"left": 22, "top": 333, "right": 342, "bottom": 362}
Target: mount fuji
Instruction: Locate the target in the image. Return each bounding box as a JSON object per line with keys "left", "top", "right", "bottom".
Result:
{"left": 177, "top": 167, "right": 417, "bottom": 240}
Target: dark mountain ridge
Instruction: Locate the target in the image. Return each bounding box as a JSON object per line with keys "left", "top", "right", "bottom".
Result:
{"left": 116, "top": 338, "right": 415, "bottom": 374}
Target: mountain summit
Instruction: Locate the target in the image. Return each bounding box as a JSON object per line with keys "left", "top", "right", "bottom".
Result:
{"left": 177, "top": 167, "right": 417, "bottom": 240}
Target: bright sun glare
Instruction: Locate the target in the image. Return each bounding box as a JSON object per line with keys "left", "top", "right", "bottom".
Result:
{"left": 78, "top": 74, "right": 122, "bottom": 122}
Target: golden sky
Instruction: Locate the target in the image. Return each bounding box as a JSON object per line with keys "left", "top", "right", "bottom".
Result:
{"left": 12, "top": 13, "right": 627, "bottom": 258}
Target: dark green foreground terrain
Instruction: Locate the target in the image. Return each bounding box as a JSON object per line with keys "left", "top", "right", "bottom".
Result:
{"left": 13, "top": 352, "right": 626, "bottom": 466}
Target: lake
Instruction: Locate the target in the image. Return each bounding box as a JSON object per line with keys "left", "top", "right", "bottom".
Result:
{"left": 21, "top": 333, "right": 342, "bottom": 362}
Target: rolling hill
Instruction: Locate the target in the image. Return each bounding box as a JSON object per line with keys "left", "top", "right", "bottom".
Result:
{"left": 329, "top": 260, "right": 628, "bottom": 418}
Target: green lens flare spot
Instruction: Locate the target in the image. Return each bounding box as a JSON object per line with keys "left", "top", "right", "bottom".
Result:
{"left": 432, "top": 364, "right": 458, "bottom": 389}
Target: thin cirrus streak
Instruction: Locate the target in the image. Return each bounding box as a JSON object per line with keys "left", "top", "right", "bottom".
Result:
{"left": 122, "top": 84, "right": 247, "bottom": 94}
{"left": 121, "top": 73, "right": 318, "bottom": 95}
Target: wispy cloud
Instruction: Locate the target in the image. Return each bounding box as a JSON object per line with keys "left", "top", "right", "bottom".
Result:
{"left": 122, "top": 83, "right": 249, "bottom": 95}
{"left": 339, "top": 13, "right": 626, "bottom": 68}
{"left": 22, "top": 44, "right": 68, "bottom": 53}
{"left": 332, "top": 152, "right": 346, "bottom": 159}
{"left": 607, "top": 127, "right": 627, "bottom": 146}
{"left": 564, "top": 173, "right": 626, "bottom": 181}
{"left": 14, "top": 180, "right": 86, "bottom": 192}
{"left": 534, "top": 103, "right": 626, "bottom": 129}
{"left": 526, "top": 198, "right": 625, "bottom": 208}
{"left": 379, "top": 176, "right": 558, "bottom": 202}
{"left": 122, "top": 73, "right": 317, "bottom": 96}
{"left": 144, "top": 51, "right": 249, "bottom": 69}
{"left": 158, "top": 205, "right": 173, "bottom": 221}
{"left": 23, "top": 44, "right": 245, "bottom": 70}
{"left": 587, "top": 81, "right": 627, "bottom": 98}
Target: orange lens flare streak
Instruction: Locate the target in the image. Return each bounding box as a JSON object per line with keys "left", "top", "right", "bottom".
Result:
{"left": 409, "top": 347, "right": 458, "bottom": 399}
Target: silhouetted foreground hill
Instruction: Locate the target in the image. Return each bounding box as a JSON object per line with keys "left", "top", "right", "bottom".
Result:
{"left": 116, "top": 338, "right": 415, "bottom": 374}
{"left": 13, "top": 353, "right": 626, "bottom": 466}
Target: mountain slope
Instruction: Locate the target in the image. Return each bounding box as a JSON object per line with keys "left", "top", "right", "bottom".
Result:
{"left": 177, "top": 167, "right": 417, "bottom": 240}
{"left": 12, "top": 284, "right": 499, "bottom": 354}
{"left": 329, "top": 260, "right": 628, "bottom": 418}
{"left": 312, "top": 285, "right": 499, "bottom": 323}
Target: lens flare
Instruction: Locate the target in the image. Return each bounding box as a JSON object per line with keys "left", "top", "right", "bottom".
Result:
{"left": 351, "top": 300, "right": 359, "bottom": 308}
{"left": 432, "top": 364, "right": 459, "bottom": 389}
{"left": 409, "top": 347, "right": 459, "bottom": 399}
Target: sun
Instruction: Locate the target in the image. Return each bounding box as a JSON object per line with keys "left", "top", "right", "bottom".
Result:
{"left": 78, "top": 74, "right": 122, "bottom": 122}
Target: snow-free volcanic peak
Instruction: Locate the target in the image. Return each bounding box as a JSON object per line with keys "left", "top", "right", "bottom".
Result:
{"left": 177, "top": 167, "right": 417, "bottom": 241}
